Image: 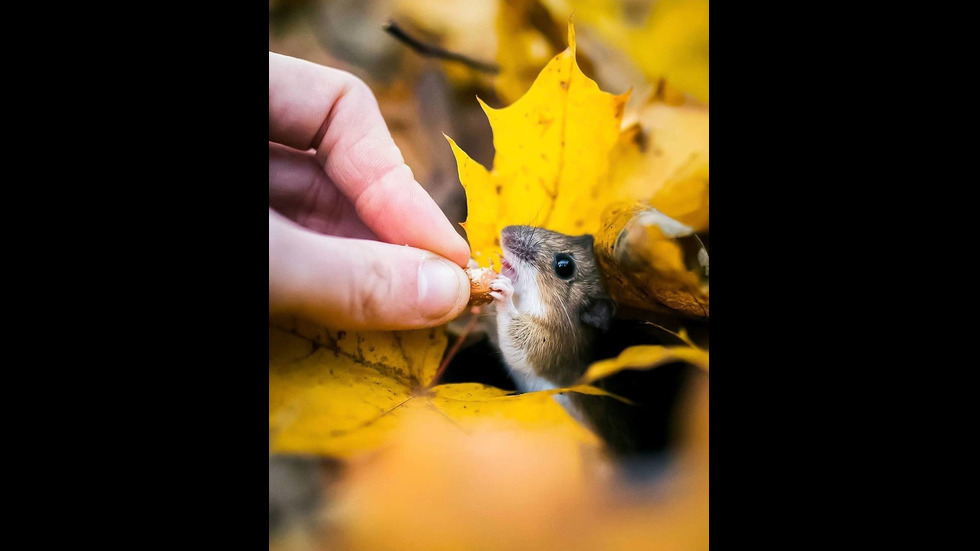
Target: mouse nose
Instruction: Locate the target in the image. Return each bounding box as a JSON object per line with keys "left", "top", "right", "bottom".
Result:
{"left": 500, "top": 225, "right": 535, "bottom": 262}
{"left": 500, "top": 226, "right": 515, "bottom": 248}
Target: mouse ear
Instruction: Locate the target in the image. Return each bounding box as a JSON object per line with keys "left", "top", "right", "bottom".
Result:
{"left": 581, "top": 297, "right": 616, "bottom": 331}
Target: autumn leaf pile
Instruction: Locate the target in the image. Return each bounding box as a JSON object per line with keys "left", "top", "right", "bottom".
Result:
{"left": 270, "top": 3, "right": 708, "bottom": 549}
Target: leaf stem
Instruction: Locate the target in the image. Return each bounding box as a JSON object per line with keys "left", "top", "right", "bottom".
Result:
{"left": 429, "top": 308, "right": 481, "bottom": 387}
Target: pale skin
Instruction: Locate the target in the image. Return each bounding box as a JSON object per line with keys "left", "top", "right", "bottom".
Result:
{"left": 269, "top": 52, "right": 472, "bottom": 330}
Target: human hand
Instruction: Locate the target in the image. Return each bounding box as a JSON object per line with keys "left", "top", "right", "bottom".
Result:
{"left": 269, "top": 52, "right": 471, "bottom": 330}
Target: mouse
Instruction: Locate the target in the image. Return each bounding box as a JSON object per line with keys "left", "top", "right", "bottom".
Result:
{"left": 486, "top": 225, "right": 652, "bottom": 453}
{"left": 488, "top": 225, "right": 616, "bottom": 392}
{"left": 485, "top": 224, "right": 701, "bottom": 457}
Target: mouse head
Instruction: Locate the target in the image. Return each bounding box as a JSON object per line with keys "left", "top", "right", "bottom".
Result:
{"left": 499, "top": 225, "right": 616, "bottom": 331}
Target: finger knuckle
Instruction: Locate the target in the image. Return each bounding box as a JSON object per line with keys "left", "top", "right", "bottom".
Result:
{"left": 352, "top": 167, "right": 410, "bottom": 232}
{"left": 339, "top": 72, "right": 376, "bottom": 105}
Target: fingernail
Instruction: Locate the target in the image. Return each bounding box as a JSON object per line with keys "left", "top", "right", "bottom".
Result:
{"left": 418, "top": 259, "right": 464, "bottom": 319}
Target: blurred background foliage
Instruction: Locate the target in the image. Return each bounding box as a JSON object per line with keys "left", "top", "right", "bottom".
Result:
{"left": 270, "top": 1, "right": 708, "bottom": 549}
{"left": 269, "top": 0, "right": 707, "bottom": 236}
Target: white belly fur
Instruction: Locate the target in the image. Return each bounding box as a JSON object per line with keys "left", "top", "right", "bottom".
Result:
{"left": 494, "top": 263, "right": 587, "bottom": 425}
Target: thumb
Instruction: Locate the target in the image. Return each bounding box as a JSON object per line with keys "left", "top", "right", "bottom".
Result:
{"left": 270, "top": 211, "right": 470, "bottom": 330}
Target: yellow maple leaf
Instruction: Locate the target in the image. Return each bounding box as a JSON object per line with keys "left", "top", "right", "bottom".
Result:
{"left": 449, "top": 22, "right": 629, "bottom": 267}
{"left": 450, "top": 21, "right": 708, "bottom": 270}
{"left": 495, "top": 0, "right": 569, "bottom": 103}
{"left": 269, "top": 316, "right": 605, "bottom": 457}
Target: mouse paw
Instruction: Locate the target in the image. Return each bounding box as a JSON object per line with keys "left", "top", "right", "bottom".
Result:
{"left": 490, "top": 275, "right": 517, "bottom": 316}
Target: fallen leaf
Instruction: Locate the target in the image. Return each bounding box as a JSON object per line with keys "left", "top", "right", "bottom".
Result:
{"left": 611, "top": 93, "right": 709, "bottom": 231}
{"left": 492, "top": 6, "right": 709, "bottom": 234}
{"left": 580, "top": 342, "right": 709, "bottom": 385}
{"left": 495, "top": 0, "right": 577, "bottom": 103}
{"left": 448, "top": 22, "right": 629, "bottom": 267}
{"left": 269, "top": 318, "right": 443, "bottom": 457}
{"left": 594, "top": 202, "right": 709, "bottom": 318}
{"left": 269, "top": 316, "right": 605, "bottom": 458}
{"left": 449, "top": 22, "right": 708, "bottom": 273}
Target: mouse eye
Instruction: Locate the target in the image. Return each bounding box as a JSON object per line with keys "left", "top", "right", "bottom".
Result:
{"left": 553, "top": 254, "right": 575, "bottom": 280}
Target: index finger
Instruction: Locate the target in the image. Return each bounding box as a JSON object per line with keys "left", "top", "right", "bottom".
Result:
{"left": 269, "top": 52, "right": 470, "bottom": 266}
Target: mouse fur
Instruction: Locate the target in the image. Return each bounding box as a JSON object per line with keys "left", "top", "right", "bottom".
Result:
{"left": 488, "top": 225, "right": 615, "bottom": 390}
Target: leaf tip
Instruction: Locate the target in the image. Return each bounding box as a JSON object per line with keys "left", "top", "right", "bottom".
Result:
{"left": 618, "top": 87, "right": 633, "bottom": 107}
{"left": 476, "top": 95, "right": 498, "bottom": 117}
{"left": 612, "top": 91, "right": 630, "bottom": 122}
{"left": 445, "top": 134, "right": 464, "bottom": 156}
{"left": 567, "top": 17, "right": 576, "bottom": 55}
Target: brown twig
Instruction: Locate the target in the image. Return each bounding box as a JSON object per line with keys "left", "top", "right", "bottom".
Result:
{"left": 429, "top": 308, "right": 482, "bottom": 387}
{"left": 383, "top": 20, "right": 500, "bottom": 74}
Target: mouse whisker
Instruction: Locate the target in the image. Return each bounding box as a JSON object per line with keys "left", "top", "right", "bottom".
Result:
{"left": 554, "top": 290, "right": 576, "bottom": 346}
{"left": 530, "top": 225, "right": 541, "bottom": 255}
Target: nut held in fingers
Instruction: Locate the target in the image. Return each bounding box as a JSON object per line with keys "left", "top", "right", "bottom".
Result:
{"left": 466, "top": 267, "right": 500, "bottom": 306}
